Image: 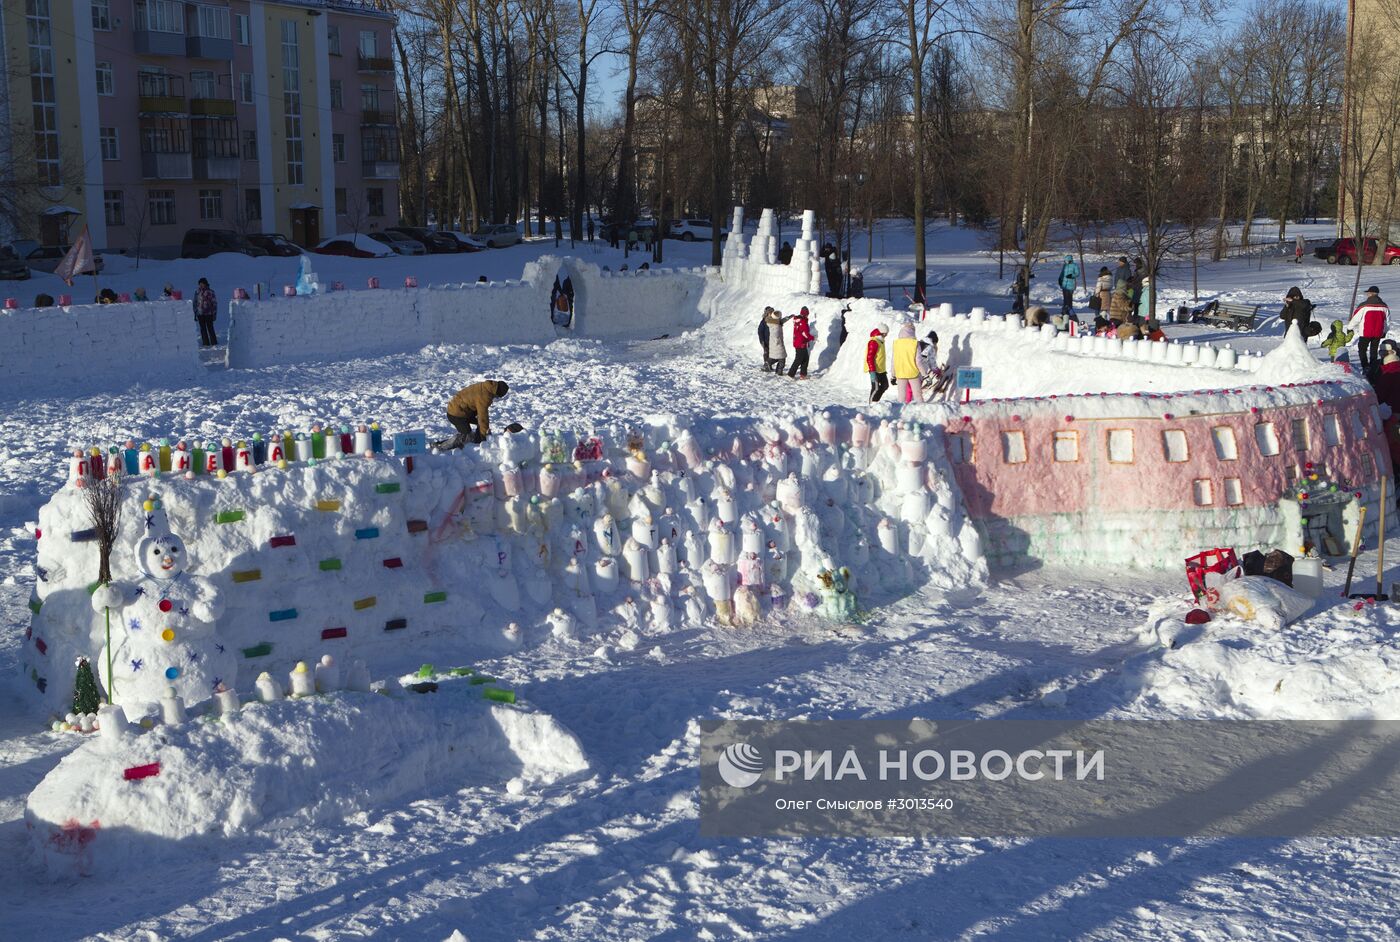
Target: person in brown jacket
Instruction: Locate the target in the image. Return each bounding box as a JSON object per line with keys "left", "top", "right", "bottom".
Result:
{"left": 444, "top": 379, "right": 509, "bottom": 448}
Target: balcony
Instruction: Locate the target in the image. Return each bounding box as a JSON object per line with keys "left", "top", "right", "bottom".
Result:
{"left": 190, "top": 97, "right": 235, "bottom": 116}
{"left": 186, "top": 35, "right": 233, "bottom": 59}
{"left": 358, "top": 53, "right": 393, "bottom": 73}
{"left": 360, "top": 109, "right": 395, "bottom": 126}
{"left": 193, "top": 155, "right": 240, "bottom": 179}
{"left": 142, "top": 151, "right": 193, "bottom": 179}
{"left": 362, "top": 160, "right": 399, "bottom": 179}
{"left": 139, "top": 94, "right": 187, "bottom": 115}
{"left": 134, "top": 29, "right": 185, "bottom": 56}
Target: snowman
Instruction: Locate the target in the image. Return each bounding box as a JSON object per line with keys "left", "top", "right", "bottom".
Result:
{"left": 90, "top": 496, "right": 234, "bottom": 713}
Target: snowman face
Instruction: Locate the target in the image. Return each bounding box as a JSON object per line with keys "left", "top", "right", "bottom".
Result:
{"left": 140, "top": 535, "right": 189, "bottom": 580}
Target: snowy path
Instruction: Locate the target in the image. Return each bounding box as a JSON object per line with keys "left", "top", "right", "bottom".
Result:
{"left": 3, "top": 227, "right": 1400, "bottom": 940}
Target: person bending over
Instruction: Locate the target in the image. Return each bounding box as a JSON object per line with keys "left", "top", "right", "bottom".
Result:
{"left": 444, "top": 379, "right": 509, "bottom": 448}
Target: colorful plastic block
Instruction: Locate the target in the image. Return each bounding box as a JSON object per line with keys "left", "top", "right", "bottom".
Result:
{"left": 268, "top": 608, "right": 298, "bottom": 622}
{"left": 353, "top": 596, "right": 377, "bottom": 610}
{"left": 321, "top": 627, "right": 348, "bottom": 640}
{"left": 483, "top": 688, "right": 516, "bottom": 704}
{"left": 123, "top": 762, "right": 161, "bottom": 781}
{"left": 384, "top": 617, "right": 408, "bottom": 631}
{"left": 315, "top": 499, "right": 342, "bottom": 512}
{"left": 28, "top": 597, "right": 41, "bottom": 614}
{"left": 214, "top": 510, "right": 245, "bottom": 524}
{"left": 383, "top": 557, "right": 404, "bottom": 569}
{"left": 375, "top": 482, "right": 401, "bottom": 494}
{"left": 406, "top": 519, "right": 429, "bottom": 534}
{"left": 269, "top": 534, "right": 297, "bottom": 548}
{"left": 232, "top": 569, "right": 262, "bottom": 584}
{"left": 319, "top": 558, "right": 342, "bottom": 571}
{"left": 355, "top": 527, "right": 380, "bottom": 540}
{"left": 242, "top": 642, "right": 273, "bottom": 658}
{"left": 469, "top": 675, "right": 496, "bottom": 685}
{"left": 423, "top": 591, "right": 447, "bottom": 604}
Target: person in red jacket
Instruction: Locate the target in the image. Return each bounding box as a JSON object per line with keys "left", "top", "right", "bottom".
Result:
{"left": 787, "top": 307, "right": 816, "bottom": 379}
{"left": 1347, "top": 285, "right": 1391, "bottom": 375}
{"left": 866, "top": 326, "right": 889, "bottom": 401}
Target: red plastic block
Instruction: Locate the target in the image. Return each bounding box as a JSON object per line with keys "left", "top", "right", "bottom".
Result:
{"left": 321, "top": 626, "right": 348, "bottom": 640}
{"left": 269, "top": 535, "right": 297, "bottom": 548}
{"left": 123, "top": 762, "right": 161, "bottom": 781}
{"left": 383, "top": 557, "right": 404, "bottom": 569}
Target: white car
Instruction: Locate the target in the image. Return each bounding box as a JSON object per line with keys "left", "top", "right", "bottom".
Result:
{"left": 440, "top": 231, "right": 489, "bottom": 252}
{"left": 669, "top": 219, "right": 729, "bottom": 242}
{"left": 473, "top": 224, "right": 521, "bottom": 248}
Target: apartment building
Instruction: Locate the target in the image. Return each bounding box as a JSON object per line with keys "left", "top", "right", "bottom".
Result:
{"left": 0, "top": 0, "right": 398, "bottom": 253}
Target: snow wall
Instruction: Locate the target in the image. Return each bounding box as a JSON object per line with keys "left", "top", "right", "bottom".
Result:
{"left": 0, "top": 299, "right": 202, "bottom": 400}
{"left": 23, "top": 410, "right": 987, "bottom": 715}
{"left": 225, "top": 257, "right": 713, "bottom": 368}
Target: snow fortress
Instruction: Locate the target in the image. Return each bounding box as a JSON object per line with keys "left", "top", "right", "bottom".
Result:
{"left": 24, "top": 412, "right": 986, "bottom": 715}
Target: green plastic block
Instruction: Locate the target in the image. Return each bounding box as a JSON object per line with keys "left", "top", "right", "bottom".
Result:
{"left": 423, "top": 590, "right": 447, "bottom": 604}
{"left": 483, "top": 687, "right": 516, "bottom": 704}
{"left": 416, "top": 664, "right": 436, "bottom": 678}
{"left": 319, "top": 558, "right": 342, "bottom": 571}
{"left": 28, "top": 597, "right": 42, "bottom": 614}
{"left": 375, "top": 482, "right": 401, "bottom": 494}
{"left": 469, "top": 675, "right": 496, "bottom": 686}
{"left": 215, "top": 510, "right": 246, "bottom": 524}
{"left": 242, "top": 642, "right": 273, "bottom": 658}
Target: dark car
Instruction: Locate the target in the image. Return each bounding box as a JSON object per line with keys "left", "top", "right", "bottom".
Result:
{"left": 0, "top": 245, "right": 32, "bottom": 280}
{"left": 181, "top": 228, "right": 267, "bottom": 258}
{"left": 387, "top": 226, "right": 460, "bottom": 254}
{"left": 246, "top": 233, "right": 302, "bottom": 257}
{"left": 369, "top": 231, "right": 427, "bottom": 256}
{"left": 600, "top": 219, "right": 658, "bottom": 245}
{"left": 313, "top": 235, "right": 393, "bottom": 258}
{"left": 21, "top": 244, "right": 105, "bottom": 274}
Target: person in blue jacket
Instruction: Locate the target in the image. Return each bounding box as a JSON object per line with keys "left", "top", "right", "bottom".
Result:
{"left": 1057, "top": 254, "right": 1080, "bottom": 317}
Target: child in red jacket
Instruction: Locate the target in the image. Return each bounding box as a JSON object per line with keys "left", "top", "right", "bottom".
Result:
{"left": 866, "top": 327, "right": 888, "bottom": 401}
{"left": 787, "top": 307, "right": 816, "bottom": 379}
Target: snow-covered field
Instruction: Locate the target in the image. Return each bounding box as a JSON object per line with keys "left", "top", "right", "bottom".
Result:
{"left": 3, "top": 221, "right": 1399, "bottom": 940}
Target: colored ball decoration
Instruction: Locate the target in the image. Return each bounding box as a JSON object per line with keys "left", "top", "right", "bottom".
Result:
{"left": 165, "top": 666, "right": 180, "bottom": 680}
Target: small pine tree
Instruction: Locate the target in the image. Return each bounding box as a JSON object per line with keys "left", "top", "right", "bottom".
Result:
{"left": 73, "top": 657, "right": 100, "bottom": 715}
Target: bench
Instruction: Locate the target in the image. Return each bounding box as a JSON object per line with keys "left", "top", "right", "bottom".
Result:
{"left": 1195, "top": 300, "right": 1263, "bottom": 333}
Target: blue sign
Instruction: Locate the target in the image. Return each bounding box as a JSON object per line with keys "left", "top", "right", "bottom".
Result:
{"left": 955, "top": 367, "right": 983, "bottom": 390}
{"left": 392, "top": 430, "right": 428, "bottom": 456}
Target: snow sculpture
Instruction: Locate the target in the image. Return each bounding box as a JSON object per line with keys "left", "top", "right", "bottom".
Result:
{"left": 817, "top": 567, "right": 859, "bottom": 622}
{"left": 91, "top": 497, "right": 233, "bottom": 712}
{"left": 295, "top": 255, "right": 320, "bottom": 296}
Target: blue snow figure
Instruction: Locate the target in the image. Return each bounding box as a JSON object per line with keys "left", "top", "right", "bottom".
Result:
{"left": 295, "top": 255, "right": 320, "bottom": 296}
{"left": 1057, "top": 254, "right": 1080, "bottom": 317}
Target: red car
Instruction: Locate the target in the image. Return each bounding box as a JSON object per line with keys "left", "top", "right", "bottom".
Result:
{"left": 1316, "top": 237, "right": 1400, "bottom": 265}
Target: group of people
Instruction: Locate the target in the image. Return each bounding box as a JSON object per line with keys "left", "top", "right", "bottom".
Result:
{"left": 865, "top": 323, "right": 946, "bottom": 404}
{"left": 758, "top": 306, "right": 817, "bottom": 378}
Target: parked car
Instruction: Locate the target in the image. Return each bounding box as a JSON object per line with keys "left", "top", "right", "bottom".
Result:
{"left": 313, "top": 234, "right": 394, "bottom": 259}
{"left": 0, "top": 245, "right": 31, "bottom": 280}
{"left": 246, "top": 233, "right": 303, "bottom": 257}
{"left": 387, "top": 226, "right": 460, "bottom": 254}
{"left": 439, "top": 231, "right": 486, "bottom": 253}
{"left": 369, "top": 231, "right": 427, "bottom": 256}
{"left": 473, "top": 224, "right": 521, "bottom": 248}
{"left": 21, "top": 244, "right": 105, "bottom": 274}
{"left": 1314, "top": 237, "right": 1400, "bottom": 265}
{"left": 180, "top": 228, "right": 267, "bottom": 258}
{"left": 669, "top": 218, "right": 728, "bottom": 242}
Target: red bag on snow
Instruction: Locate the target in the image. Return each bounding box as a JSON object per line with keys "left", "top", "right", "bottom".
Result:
{"left": 1185, "top": 548, "right": 1241, "bottom": 602}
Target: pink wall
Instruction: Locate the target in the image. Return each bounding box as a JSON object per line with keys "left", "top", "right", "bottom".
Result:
{"left": 947, "top": 382, "right": 1390, "bottom": 522}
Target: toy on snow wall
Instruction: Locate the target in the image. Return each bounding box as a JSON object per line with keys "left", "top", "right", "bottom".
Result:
{"left": 90, "top": 497, "right": 234, "bottom": 712}
{"left": 1185, "top": 548, "right": 1242, "bottom": 602}
{"left": 817, "top": 567, "right": 860, "bottom": 621}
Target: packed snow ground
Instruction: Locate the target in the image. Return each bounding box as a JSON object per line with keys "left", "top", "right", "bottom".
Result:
{"left": 2, "top": 221, "right": 1399, "bottom": 940}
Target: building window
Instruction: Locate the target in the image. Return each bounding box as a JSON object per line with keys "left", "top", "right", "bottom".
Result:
{"left": 244, "top": 188, "right": 261, "bottom": 221}
{"left": 242, "top": 130, "right": 258, "bottom": 160}
{"left": 235, "top": 12, "right": 248, "bottom": 44}
{"left": 1211, "top": 426, "right": 1238, "bottom": 461}
{"left": 1350, "top": 410, "right": 1368, "bottom": 441}
{"left": 330, "top": 79, "right": 343, "bottom": 111}
{"left": 99, "top": 127, "right": 119, "bottom": 161}
{"left": 148, "top": 190, "right": 176, "bottom": 225}
{"left": 281, "top": 20, "right": 304, "bottom": 185}
{"left": 239, "top": 72, "right": 254, "bottom": 104}
{"left": 26, "top": 0, "right": 61, "bottom": 186}
{"left": 103, "top": 189, "right": 123, "bottom": 226}
{"left": 1254, "top": 422, "right": 1279, "bottom": 457}
{"left": 360, "top": 84, "right": 380, "bottom": 113}
{"left": 328, "top": 24, "right": 340, "bottom": 55}
{"left": 1223, "top": 478, "right": 1243, "bottom": 507}
{"left": 96, "top": 61, "right": 114, "bottom": 96}
{"left": 136, "top": 0, "right": 184, "bottom": 33}
{"left": 1291, "top": 417, "right": 1309, "bottom": 452}
{"left": 191, "top": 70, "right": 218, "bottom": 100}
{"left": 332, "top": 134, "right": 345, "bottom": 163}
{"left": 1052, "top": 430, "right": 1078, "bottom": 463}
{"left": 91, "top": 0, "right": 110, "bottom": 29}
{"left": 1162, "top": 429, "right": 1188, "bottom": 463}
{"left": 1106, "top": 429, "right": 1134, "bottom": 464}
{"left": 947, "top": 432, "right": 972, "bottom": 464}
{"left": 1323, "top": 414, "right": 1342, "bottom": 447}
{"left": 192, "top": 4, "right": 230, "bottom": 39}
{"left": 199, "top": 189, "right": 223, "bottom": 220}
{"left": 358, "top": 29, "right": 377, "bottom": 57}
{"left": 367, "top": 187, "right": 384, "bottom": 217}
{"left": 1000, "top": 430, "right": 1027, "bottom": 464}
{"left": 335, "top": 187, "right": 347, "bottom": 215}
{"left": 1193, "top": 479, "right": 1214, "bottom": 507}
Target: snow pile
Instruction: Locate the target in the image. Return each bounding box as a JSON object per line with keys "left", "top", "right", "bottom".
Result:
{"left": 25, "top": 673, "right": 589, "bottom": 877}
{"left": 1127, "top": 596, "right": 1400, "bottom": 720}
{"left": 23, "top": 409, "right": 986, "bottom": 715}
{"left": 226, "top": 255, "right": 711, "bottom": 368}
{"left": 1252, "top": 323, "right": 1344, "bottom": 386}
{"left": 0, "top": 299, "right": 201, "bottom": 400}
